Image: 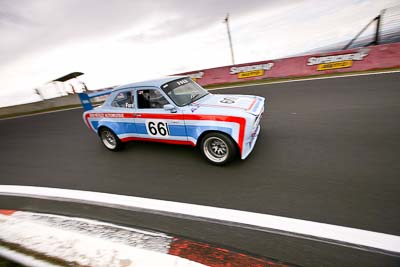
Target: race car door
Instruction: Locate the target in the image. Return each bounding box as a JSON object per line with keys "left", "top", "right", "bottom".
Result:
{"left": 134, "top": 88, "right": 188, "bottom": 144}
{"left": 108, "top": 89, "right": 137, "bottom": 138}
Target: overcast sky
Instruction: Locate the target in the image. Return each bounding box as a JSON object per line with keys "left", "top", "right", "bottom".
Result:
{"left": 0, "top": 0, "right": 399, "bottom": 107}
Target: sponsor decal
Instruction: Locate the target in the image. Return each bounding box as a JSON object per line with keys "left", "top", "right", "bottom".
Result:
{"left": 89, "top": 113, "right": 126, "bottom": 118}
{"left": 307, "top": 50, "right": 368, "bottom": 71}
{"left": 186, "top": 71, "right": 204, "bottom": 81}
{"left": 219, "top": 97, "right": 237, "bottom": 104}
{"left": 230, "top": 63, "right": 274, "bottom": 79}
{"left": 316, "top": 60, "right": 353, "bottom": 71}
{"left": 190, "top": 104, "right": 200, "bottom": 112}
{"left": 176, "top": 79, "right": 189, "bottom": 86}
{"left": 238, "top": 69, "right": 264, "bottom": 79}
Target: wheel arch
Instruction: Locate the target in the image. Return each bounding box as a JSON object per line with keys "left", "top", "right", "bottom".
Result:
{"left": 97, "top": 125, "right": 114, "bottom": 136}
{"left": 96, "top": 120, "right": 121, "bottom": 137}
{"left": 197, "top": 130, "right": 239, "bottom": 152}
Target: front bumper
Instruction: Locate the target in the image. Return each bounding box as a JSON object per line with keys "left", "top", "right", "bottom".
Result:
{"left": 241, "top": 100, "right": 264, "bottom": 160}
{"left": 241, "top": 123, "right": 261, "bottom": 160}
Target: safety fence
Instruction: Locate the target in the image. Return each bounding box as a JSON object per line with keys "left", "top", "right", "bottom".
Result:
{"left": 345, "top": 4, "right": 400, "bottom": 49}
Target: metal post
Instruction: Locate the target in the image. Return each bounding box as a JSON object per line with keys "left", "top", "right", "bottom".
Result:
{"left": 69, "top": 82, "right": 76, "bottom": 94}
{"left": 34, "top": 88, "right": 44, "bottom": 100}
{"left": 343, "top": 16, "right": 378, "bottom": 50}
{"left": 374, "top": 15, "right": 381, "bottom": 45}
{"left": 375, "top": 9, "right": 386, "bottom": 45}
{"left": 224, "top": 13, "right": 235, "bottom": 65}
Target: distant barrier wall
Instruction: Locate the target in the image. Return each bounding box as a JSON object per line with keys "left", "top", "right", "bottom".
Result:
{"left": 1, "top": 43, "right": 400, "bottom": 118}
{"left": 0, "top": 94, "right": 80, "bottom": 118}
{"left": 178, "top": 43, "right": 400, "bottom": 86}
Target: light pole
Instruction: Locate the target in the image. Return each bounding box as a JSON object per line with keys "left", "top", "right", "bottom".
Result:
{"left": 224, "top": 13, "right": 235, "bottom": 65}
{"left": 34, "top": 88, "right": 44, "bottom": 100}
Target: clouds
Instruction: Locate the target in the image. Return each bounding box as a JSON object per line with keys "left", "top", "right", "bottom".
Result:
{"left": 1, "top": 0, "right": 396, "bottom": 65}
{"left": 0, "top": 0, "right": 283, "bottom": 65}
{"left": 120, "top": 0, "right": 285, "bottom": 43}
{"left": 0, "top": 0, "right": 399, "bottom": 107}
{"left": 0, "top": 0, "right": 32, "bottom": 27}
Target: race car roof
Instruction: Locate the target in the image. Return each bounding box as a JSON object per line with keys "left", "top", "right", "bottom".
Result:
{"left": 112, "top": 76, "right": 186, "bottom": 92}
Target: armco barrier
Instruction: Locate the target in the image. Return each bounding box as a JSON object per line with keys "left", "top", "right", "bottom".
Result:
{"left": 178, "top": 43, "right": 400, "bottom": 86}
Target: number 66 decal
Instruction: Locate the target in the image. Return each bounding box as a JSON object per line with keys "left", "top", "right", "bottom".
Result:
{"left": 146, "top": 120, "right": 170, "bottom": 137}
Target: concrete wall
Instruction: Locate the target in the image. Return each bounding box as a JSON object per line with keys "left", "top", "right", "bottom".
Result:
{"left": 178, "top": 43, "right": 400, "bottom": 86}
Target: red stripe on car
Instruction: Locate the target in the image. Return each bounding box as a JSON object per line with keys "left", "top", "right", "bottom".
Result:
{"left": 120, "top": 137, "right": 195, "bottom": 146}
{"left": 247, "top": 98, "right": 258, "bottom": 111}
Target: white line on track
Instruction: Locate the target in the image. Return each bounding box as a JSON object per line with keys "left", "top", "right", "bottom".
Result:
{"left": 0, "top": 185, "right": 399, "bottom": 257}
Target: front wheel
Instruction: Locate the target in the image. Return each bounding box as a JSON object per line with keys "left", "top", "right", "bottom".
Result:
{"left": 200, "top": 132, "right": 237, "bottom": 165}
{"left": 99, "top": 128, "right": 123, "bottom": 151}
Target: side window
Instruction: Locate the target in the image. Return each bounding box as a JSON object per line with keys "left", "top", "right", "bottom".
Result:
{"left": 137, "top": 89, "right": 169, "bottom": 109}
{"left": 111, "top": 91, "right": 134, "bottom": 108}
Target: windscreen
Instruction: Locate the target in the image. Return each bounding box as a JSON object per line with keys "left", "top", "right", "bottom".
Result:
{"left": 161, "top": 78, "right": 209, "bottom": 107}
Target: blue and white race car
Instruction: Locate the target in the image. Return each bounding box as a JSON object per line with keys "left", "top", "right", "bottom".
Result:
{"left": 79, "top": 76, "right": 265, "bottom": 165}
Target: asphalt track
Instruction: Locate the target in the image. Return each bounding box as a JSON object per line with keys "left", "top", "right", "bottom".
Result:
{"left": 1, "top": 72, "right": 400, "bottom": 266}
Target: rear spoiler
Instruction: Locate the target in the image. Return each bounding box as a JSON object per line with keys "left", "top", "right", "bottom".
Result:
{"left": 78, "top": 88, "right": 114, "bottom": 111}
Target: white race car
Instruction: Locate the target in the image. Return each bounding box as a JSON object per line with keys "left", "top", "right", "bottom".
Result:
{"left": 79, "top": 76, "right": 265, "bottom": 165}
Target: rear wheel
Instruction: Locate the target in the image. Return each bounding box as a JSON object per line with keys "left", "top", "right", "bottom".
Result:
{"left": 200, "top": 132, "right": 237, "bottom": 165}
{"left": 99, "top": 128, "right": 123, "bottom": 151}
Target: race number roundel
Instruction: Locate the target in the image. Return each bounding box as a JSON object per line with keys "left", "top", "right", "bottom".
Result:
{"left": 145, "top": 120, "right": 170, "bottom": 137}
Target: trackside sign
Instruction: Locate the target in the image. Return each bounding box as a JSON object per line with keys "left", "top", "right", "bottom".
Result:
{"left": 186, "top": 71, "right": 204, "bottom": 81}
{"left": 230, "top": 63, "right": 274, "bottom": 78}
{"left": 307, "top": 51, "right": 369, "bottom": 71}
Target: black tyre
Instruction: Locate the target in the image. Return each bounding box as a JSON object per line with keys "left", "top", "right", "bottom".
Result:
{"left": 200, "top": 132, "right": 237, "bottom": 165}
{"left": 99, "top": 128, "right": 123, "bottom": 151}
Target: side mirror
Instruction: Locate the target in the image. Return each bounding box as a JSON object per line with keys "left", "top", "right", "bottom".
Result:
{"left": 163, "top": 104, "right": 177, "bottom": 113}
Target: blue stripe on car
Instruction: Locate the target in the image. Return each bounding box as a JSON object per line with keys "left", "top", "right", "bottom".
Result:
{"left": 93, "top": 121, "right": 232, "bottom": 140}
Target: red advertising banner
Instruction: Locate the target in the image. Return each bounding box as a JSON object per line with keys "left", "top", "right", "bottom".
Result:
{"left": 177, "top": 43, "right": 400, "bottom": 86}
